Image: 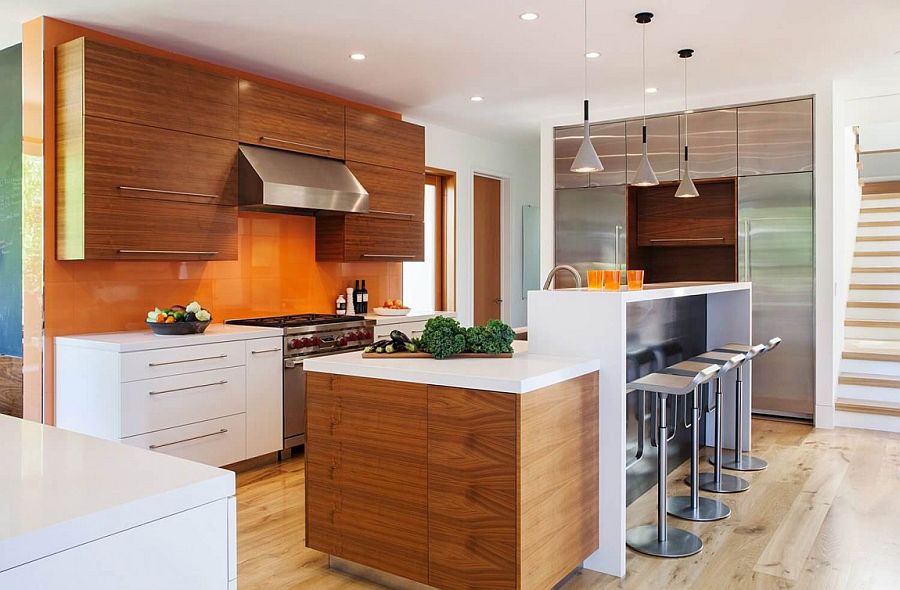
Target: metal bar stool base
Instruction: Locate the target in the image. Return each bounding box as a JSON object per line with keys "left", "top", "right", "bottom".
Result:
{"left": 667, "top": 495, "right": 731, "bottom": 522}
{"left": 696, "top": 472, "right": 750, "bottom": 493}
{"left": 709, "top": 455, "right": 768, "bottom": 471}
{"left": 626, "top": 524, "right": 703, "bottom": 558}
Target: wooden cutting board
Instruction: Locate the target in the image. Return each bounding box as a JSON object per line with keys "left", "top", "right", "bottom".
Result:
{"left": 361, "top": 352, "right": 513, "bottom": 359}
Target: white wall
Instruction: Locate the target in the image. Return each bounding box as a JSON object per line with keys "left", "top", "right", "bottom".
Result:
{"left": 409, "top": 119, "right": 540, "bottom": 327}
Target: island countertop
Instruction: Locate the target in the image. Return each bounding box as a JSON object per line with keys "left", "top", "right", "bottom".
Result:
{"left": 543, "top": 281, "right": 752, "bottom": 302}
{"left": 303, "top": 340, "right": 601, "bottom": 394}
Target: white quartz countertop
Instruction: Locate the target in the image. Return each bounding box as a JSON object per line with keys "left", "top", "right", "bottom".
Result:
{"left": 55, "top": 323, "right": 283, "bottom": 352}
{"left": 304, "top": 341, "right": 601, "bottom": 394}
{"left": 0, "top": 414, "right": 234, "bottom": 572}
{"left": 363, "top": 310, "right": 456, "bottom": 325}
{"left": 534, "top": 281, "right": 751, "bottom": 303}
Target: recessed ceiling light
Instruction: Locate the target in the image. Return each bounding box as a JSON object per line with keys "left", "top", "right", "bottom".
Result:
{"left": 349, "top": 53, "right": 366, "bottom": 61}
{"left": 519, "top": 12, "right": 539, "bottom": 21}
{"left": 585, "top": 51, "right": 601, "bottom": 59}
{"left": 645, "top": 87, "right": 658, "bottom": 94}
{"left": 470, "top": 96, "right": 484, "bottom": 102}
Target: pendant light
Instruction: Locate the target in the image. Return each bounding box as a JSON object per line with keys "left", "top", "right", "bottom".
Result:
{"left": 571, "top": 0, "right": 603, "bottom": 173}
{"left": 674, "top": 48, "right": 699, "bottom": 198}
{"left": 631, "top": 12, "right": 659, "bottom": 186}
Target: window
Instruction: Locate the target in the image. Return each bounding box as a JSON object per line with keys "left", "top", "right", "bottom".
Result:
{"left": 403, "top": 172, "right": 455, "bottom": 311}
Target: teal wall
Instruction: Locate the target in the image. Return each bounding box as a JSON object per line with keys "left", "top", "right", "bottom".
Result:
{"left": 0, "top": 44, "right": 22, "bottom": 357}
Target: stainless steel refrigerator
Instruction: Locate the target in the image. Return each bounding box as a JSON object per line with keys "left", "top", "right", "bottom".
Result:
{"left": 554, "top": 185, "right": 627, "bottom": 287}
{"left": 738, "top": 172, "right": 815, "bottom": 419}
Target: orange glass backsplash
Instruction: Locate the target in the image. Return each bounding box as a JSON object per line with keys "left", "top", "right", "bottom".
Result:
{"left": 43, "top": 212, "right": 401, "bottom": 421}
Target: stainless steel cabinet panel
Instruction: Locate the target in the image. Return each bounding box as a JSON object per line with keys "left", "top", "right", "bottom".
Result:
{"left": 554, "top": 125, "right": 590, "bottom": 189}
{"left": 554, "top": 186, "right": 627, "bottom": 288}
{"left": 737, "top": 172, "right": 814, "bottom": 419}
{"left": 737, "top": 99, "right": 813, "bottom": 176}
{"left": 626, "top": 115, "right": 680, "bottom": 183}
{"left": 588, "top": 120, "right": 627, "bottom": 187}
{"left": 680, "top": 109, "right": 737, "bottom": 179}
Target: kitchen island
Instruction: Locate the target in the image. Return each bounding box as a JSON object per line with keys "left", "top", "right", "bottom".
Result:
{"left": 303, "top": 341, "right": 601, "bottom": 590}
{"left": 528, "top": 281, "right": 752, "bottom": 577}
{"left": 0, "top": 414, "right": 236, "bottom": 589}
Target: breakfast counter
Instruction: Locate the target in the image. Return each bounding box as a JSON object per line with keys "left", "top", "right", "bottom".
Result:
{"left": 303, "top": 341, "right": 600, "bottom": 589}
{"left": 0, "top": 414, "right": 235, "bottom": 588}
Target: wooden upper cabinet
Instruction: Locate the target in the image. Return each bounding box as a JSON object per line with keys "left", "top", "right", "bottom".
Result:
{"left": 58, "top": 37, "right": 239, "bottom": 140}
{"left": 239, "top": 80, "right": 345, "bottom": 159}
{"left": 633, "top": 180, "right": 736, "bottom": 247}
{"left": 345, "top": 108, "right": 425, "bottom": 173}
{"left": 316, "top": 215, "right": 424, "bottom": 262}
{"left": 347, "top": 161, "right": 423, "bottom": 221}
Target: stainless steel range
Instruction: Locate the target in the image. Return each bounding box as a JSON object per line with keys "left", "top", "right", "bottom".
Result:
{"left": 225, "top": 314, "right": 375, "bottom": 450}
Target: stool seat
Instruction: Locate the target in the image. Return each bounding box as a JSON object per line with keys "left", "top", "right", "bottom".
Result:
{"left": 628, "top": 365, "right": 718, "bottom": 396}
{"left": 691, "top": 351, "right": 746, "bottom": 374}
{"left": 716, "top": 342, "right": 766, "bottom": 361}
{"left": 662, "top": 360, "right": 722, "bottom": 380}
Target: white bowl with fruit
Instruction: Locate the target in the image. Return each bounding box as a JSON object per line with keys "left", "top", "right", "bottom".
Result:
{"left": 373, "top": 299, "right": 411, "bottom": 316}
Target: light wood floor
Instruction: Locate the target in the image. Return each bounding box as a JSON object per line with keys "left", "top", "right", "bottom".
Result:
{"left": 236, "top": 419, "right": 900, "bottom": 589}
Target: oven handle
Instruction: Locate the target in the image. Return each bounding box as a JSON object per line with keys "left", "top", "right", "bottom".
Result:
{"left": 284, "top": 358, "right": 304, "bottom": 369}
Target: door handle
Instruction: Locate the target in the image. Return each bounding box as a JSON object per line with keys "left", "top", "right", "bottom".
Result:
{"left": 744, "top": 220, "right": 751, "bottom": 282}
{"left": 495, "top": 298, "right": 503, "bottom": 303}
{"left": 615, "top": 225, "right": 623, "bottom": 270}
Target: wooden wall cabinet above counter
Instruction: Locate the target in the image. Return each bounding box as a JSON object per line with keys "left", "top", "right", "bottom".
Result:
{"left": 345, "top": 108, "right": 425, "bottom": 173}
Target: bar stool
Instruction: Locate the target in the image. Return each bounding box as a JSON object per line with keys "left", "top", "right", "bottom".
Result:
{"left": 662, "top": 360, "right": 731, "bottom": 522}
{"left": 625, "top": 363, "right": 719, "bottom": 559}
{"left": 710, "top": 337, "right": 782, "bottom": 472}
{"left": 689, "top": 350, "right": 752, "bottom": 494}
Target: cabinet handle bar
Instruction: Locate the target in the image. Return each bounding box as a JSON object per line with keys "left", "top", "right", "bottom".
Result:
{"left": 149, "top": 429, "right": 228, "bottom": 450}
{"left": 119, "top": 250, "right": 219, "bottom": 255}
{"left": 148, "top": 354, "right": 228, "bottom": 367}
{"left": 118, "top": 186, "right": 220, "bottom": 199}
{"left": 148, "top": 380, "right": 228, "bottom": 396}
{"left": 251, "top": 347, "right": 282, "bottom": 354}
{"left": 259, "top": 136, "right": 332, "bottom": 153}
{"left": 648, "top": 237, "right": 725, "bottom": 243}
{"left": 361, "top": 254, "right": 416, "bottom": 259}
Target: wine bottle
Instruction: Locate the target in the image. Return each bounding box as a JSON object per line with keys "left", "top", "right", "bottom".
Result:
{"left": 352, "top": 280, "right": 360, "bottom": 315}
{"left": 361, "top": 280, "right": 369, "bottom": 313}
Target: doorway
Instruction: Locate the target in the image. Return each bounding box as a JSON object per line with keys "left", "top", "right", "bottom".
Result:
{"left": 473, "top": 175, "right": 502, "bottom": 325}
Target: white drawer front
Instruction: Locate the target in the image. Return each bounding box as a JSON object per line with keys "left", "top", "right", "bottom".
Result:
{"left": 374, "top": 320, "right": 427, "bottom": 341}
{"left": 121, "top": 367, "right": 246, "bottom": 437}
{"left": 123, "top": 414, "right": 246, "bottom": 467}
{"left": 122, "top": 341, "right": 245, "bottom": 382}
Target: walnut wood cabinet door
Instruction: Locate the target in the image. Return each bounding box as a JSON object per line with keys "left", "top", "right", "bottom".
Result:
{"left": 239, "top": 80, "right": 345, "bottom": 159}
{"left": 346, "top": 161, "right": 424, "bottom": 221}
{"left": 305, "top": 373, "right": 429, "bottom": 584}
{"left": 315, "top": 215, "right": 424, "bottom": 262}
{"left": 345, "top": 108, "right": 425, "bottom": 173}
{"left": 58, "top": 37, "right": 239, "bottom": 140}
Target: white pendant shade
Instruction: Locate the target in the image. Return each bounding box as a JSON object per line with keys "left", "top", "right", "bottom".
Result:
{"left": 674, "top": 171, "right": 699, "bottom": 198}
{"left": 631, "top": 146, "right": 659, "bottom": 186}
{"left": 630, "top": 13, "right": 659, "bottom": 187}
{"left": 571, "top": 119, "right": 603, "bottom": 173}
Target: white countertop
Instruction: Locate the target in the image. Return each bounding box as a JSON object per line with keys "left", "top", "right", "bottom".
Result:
{"left": 304, "top": 341, "right": 601, "bottom": 394}
{"left": 55, "top": 323, "right": 283, "bottom": 352}
{"left": 363, "top": 310, "right": 456, "bottom": 325}
{"left": 534, "top": 281, "right": 751, "bottom": 303}
{"left": 0, "top": 414, "right": 234, "bottom": 571}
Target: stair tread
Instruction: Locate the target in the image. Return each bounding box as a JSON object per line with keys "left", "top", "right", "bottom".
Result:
{"left": 849, "top": 283, "right": 900, "bottom": 290}
{"left": 838, "top": 373, "right": 900, "bottom": 388}
{"left": 856, "top": 235, "right": 900, "bottom": 242}
{"left": 843, "top": 339, "right": 900, "bottom": 361}
{"left": 851, "top": 267, "right": 900, "bottom": 273}
{"left": 854, "top": 250, "right": 900, "bottom": 257}
{"left": 847, "top": 301, "right": 900, "bottom": 309}
{"left": 859, "top": 206, "right": 900, "bottom": 214}
{"left": 845, "top": 319, "right": 900, "bottom": 328}
{"left": 858, "top": 221, "right": 900, "bottom": 227}
{"left": 835, "top": 398, "right": 900, "bottom": 417}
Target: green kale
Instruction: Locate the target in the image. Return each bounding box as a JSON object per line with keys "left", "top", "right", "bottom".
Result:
{"left": 465, "top": 319, "right": 515, "bottom": 354}
{"left": 420, "top": 316, "right": 467, "bottom": 359}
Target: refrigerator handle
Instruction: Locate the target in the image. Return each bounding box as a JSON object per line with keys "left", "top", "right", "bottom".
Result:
{"left": 743, "top": 220, "right": 751, "bottom": 281}
{"left": 615, "top": 225, "right": 623, "bottom": 271}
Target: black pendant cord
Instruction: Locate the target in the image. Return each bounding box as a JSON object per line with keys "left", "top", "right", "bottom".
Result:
{"left": 679, "top": 49, "right": 694, "bottom": 167}
{"left": 635, "top": 13, "right": 653, "bottom": 144}
{"left": 583, "top": 0, "right": 588, "bottom": 115}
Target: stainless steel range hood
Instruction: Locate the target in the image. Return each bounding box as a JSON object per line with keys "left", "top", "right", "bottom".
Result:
{"left": 238, "top": 144, "right": 369, "bottom": 215}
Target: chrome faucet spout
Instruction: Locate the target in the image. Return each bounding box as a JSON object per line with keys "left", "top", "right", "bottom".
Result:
{"left": 542, "top": 265, "right": 583, "bottom": 290}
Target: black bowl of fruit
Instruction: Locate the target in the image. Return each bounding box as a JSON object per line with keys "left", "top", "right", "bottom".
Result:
{"left": 145, "top": 302, "right": 212, "bottom": 335}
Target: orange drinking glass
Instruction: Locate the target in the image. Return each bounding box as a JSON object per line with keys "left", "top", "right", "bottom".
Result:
{"left": 587, "top": 269, "right": 602, "bottom": 289}
{"left": 627, "top": 270, "right": 645, "bottom": 290}
{"left": 602, "top": 270, "right": 621, "bottom": 291}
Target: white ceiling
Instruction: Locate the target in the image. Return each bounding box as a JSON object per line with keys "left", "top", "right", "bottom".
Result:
{"left": 3, "top": 0, "right": 900, "bottom": 141}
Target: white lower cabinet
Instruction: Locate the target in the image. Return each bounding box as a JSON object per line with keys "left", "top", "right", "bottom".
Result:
{"left": 123, "top": 414, "right": 247, "bottom": 467}
{"left": 245, "top": 338, "right": 283, "bottom": 458}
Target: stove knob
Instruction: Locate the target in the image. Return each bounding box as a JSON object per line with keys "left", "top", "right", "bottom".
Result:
{"left": 348, "top": 332, "right": 359, "bottom": 341}
{"left": 339, "top": 337, "right": 348, "bottom": 346}
{"left": 289, "top": 338, "right": 301, "bottom": 349}
{"left": 301, "top": 337, "right": 312, "bottom": 348}
{"left": 363, "top": 330, "right": 373, "bottom": 340}
{"left": 311, "top": 335, "right": 320, "bottom": 345}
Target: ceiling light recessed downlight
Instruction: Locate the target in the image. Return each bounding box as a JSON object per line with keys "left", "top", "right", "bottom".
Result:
{"left": 585, "top": 51, "right": 601, "bottom": 59}
{"left": 645, "top": 87, "right": 658, "bottom": 94}
{"left": 520, "top": 12, "right": 539, "bottom": 21}
{"left": 349, "top": 53, "right": 366, "bottom": 61}
{"left": 470, "top": 96, "right": 484, "bottom": 102}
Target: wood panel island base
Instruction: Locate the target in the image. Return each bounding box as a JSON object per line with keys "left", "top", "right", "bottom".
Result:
{"left": 303, "top": 345, "right": 601, "bottom": 590}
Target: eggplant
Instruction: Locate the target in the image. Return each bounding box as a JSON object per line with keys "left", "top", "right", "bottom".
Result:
{"left": 390, "top": 330, "right": 411, "bottom": 343}
{"left": 404, "top": 341, "right": 418, "bottom": 353}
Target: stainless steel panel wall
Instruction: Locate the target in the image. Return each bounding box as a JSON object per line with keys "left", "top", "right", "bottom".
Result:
{"left": 680, "top": 109, "right": 737, "bottom": 179}
{"left": 738, "top": 172, "right": 815, "bottom": 418}
{"left": 625, "top": 295, "right": 708, "bottom": 505}
{"left": 626, "top": 115, "right": 681, "bottom": 182}
{"left": 554, "top": 185, "right": 626, "bottom": 287}
{"left": 737, "top": 99, "right": 813, "bottom": 176}
{"left": 554, "top": 125, "right": 589, "bottom": 189}
{"left": 588, "top": 120, "right": 627, "bottom": 187}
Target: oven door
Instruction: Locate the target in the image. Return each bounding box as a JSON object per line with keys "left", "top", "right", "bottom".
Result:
{"left": 283, "top": 358, "right": 306, "bottom": 449}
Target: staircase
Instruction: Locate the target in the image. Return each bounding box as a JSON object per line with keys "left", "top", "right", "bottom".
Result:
{"left": 837, "top": 180, "right": 900, "bottom": 431}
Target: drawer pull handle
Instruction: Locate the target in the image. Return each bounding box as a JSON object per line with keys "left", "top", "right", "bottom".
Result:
{"left": 648, "top": 237, "right": 725, "bottom": 243}
{"left": 259, "top": 136, "right": 332, "bottom": 153}
{"left": 361, "top": 254, "right": 416, "bottom": 259}
{"left": 368, "top": 210, "right": 415, "bottom": 218}
{"left": 148, "top": 380, "right": 228, "bottom": 396}
{"left": 118, "top": 186, "right": 220, "bottom": 200}
{"left": 119, "top": 250, "right": 219, "bottom": 255}
{"left": 149, "top": 428, "right": 228, "bottom": 450}
{"left": 148, "top": 354, "right": 227, "bottom": 367}
{"left": 251, "top": 347, "right": 282, "bottom": 355}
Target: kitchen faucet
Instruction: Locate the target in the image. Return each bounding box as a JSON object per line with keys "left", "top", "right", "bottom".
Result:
{"left": 542, "top": 265, "right": 583, "bottom": 290}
